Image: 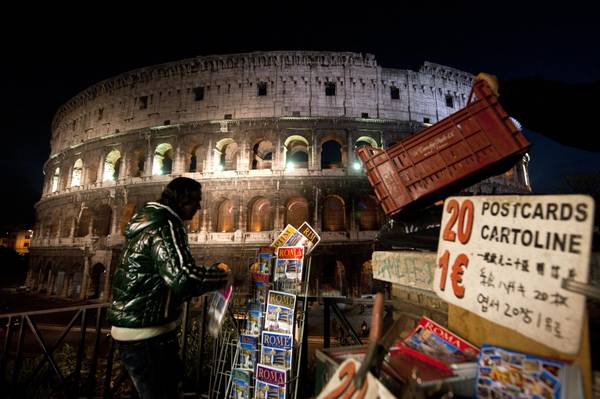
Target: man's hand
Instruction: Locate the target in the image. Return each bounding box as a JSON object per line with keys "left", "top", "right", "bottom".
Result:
{"left": 475, "top": 72, "right": 500, "bottom": 97}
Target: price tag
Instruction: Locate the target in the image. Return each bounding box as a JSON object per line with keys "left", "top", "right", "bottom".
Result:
{"left": 434, "top": 195, "right": 594, "bottom": 354}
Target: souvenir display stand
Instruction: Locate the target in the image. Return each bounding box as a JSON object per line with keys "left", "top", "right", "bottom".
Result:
{"left": 208, "top": 223, "right": 320, "bottom": 399}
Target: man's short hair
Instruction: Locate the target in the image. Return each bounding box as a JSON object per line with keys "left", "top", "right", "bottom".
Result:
{"left": 160, "top": 177, "right": 202, "bottom": 209}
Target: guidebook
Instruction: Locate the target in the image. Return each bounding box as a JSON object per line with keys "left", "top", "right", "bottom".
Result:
{"left": 264, "top": 291, "right": 296, "bottom": 335}
{"left": 255, "top": 363, "right": 287, "bottom": 399}
{"left": 475, "top": 344, "right": 583, "bottom": 399}
{"left": 260, "top": 331, "right": 293, "bottom": 370}
{"left": 390, "top": 315, "right": 479, "bottom": 375}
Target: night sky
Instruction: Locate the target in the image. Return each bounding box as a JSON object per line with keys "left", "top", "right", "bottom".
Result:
{"left": 2, "top": 3, "right": 598, "bottom": 229}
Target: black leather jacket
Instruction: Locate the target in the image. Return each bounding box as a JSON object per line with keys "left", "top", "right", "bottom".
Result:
{"left": 107, "top": 202, "right": 228, "bottom": 328}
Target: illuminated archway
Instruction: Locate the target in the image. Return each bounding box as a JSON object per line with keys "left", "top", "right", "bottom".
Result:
{"left": 251, "top": 140, "right": 273, "bottom": 170}
{"left": 283, "top": 135, "right": 309, "bottom": 169}
{"left": 217, "top": 199, "right": 235, "bottom": 232}
{"left": 103, "top": 149, "right": 121, "bottom": 181}
{"left": 152, "top": 143, "right": 173, "bottom": 175}
{"left": 322, "top": 195, "right": 345, "bottom": 231}
{"left": 215, "top": 138, "right": 239, "bottom": 171}
{"left": 71, "top": 159, "right": 83, "bottom": 187}
{"left": 321, "top": 140, "right": 342, "bottom": 169}
{"left": 285, "top": 196, "right": 308, "bottom": 228}
{"left": 248, "top": 197, "right": 272, "bottom": 232}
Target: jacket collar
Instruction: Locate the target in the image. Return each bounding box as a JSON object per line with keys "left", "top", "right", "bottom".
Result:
{"left": 146, "top": 202, "right": 184, "bottom": 224}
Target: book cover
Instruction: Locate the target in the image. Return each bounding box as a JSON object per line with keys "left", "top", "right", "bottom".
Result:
{"left": 239, "top": 334, "right": 259, "bottom": 370}
{"left": 265, "top": 291, "right": 296, "bottom": 335}
{"left": 390, "top": 315, "right": 479, "bottom": 372}
{"left": 260, "top": 331, "right": 293, "bottom": 370}
{"left": 255, "top": 363, "right": 286, "bottom": 399}
{"left": 231, "top": 368, "right": 252, "bottom": 399}
{"left": 476, "top": 344, "right": 582, "bottom": 399}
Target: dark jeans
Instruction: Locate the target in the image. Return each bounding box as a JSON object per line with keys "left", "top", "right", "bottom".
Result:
{"left": 115, "top": 330, "right": 183, "bottom": 399}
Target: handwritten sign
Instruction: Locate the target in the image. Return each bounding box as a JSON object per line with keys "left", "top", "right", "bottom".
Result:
{"left": 434, "top": 195, "right": 594, "bottom": 354}
{"left": 372, "top": 251, "right": 436, "bottom": 290}
{"left": 316, "top": 358, "right": 395, "bottom": 399}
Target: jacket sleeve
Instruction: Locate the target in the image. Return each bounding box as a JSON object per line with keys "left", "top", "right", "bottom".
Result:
{"left": 150, "top": 219, "right": 229, "bottom": 299}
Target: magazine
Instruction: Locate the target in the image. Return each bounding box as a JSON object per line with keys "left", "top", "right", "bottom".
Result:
{"left": 231, "top": 368, "right": 252, "bottom": 399}
{"left": 255, "top": 363, "right": 286, "bottom": 399}
{"left": 475, "top": 344, "right": 583, "bottom": 399}
{"left": 390, "top": 316, "right": 479, "bottom": 374}
{"left": 207, "top": 285, "right": 233, "bottom": 337}
{"left": 264, "top": 291, "right": 296, "bottom": 335}
{"left": 239, "top": 334, "right": 259, "bottom": 370}
{"left": 260, "top": 331, "right": 293, "bottom": 370}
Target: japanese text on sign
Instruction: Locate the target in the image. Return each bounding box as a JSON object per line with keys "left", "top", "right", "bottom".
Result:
{"left": 434, "top": 195, "right": 594, "bottom": 354}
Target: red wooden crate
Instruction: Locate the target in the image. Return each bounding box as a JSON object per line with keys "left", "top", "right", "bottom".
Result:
{"left": 356, "top": 80, "right": 531, "bottom": 217}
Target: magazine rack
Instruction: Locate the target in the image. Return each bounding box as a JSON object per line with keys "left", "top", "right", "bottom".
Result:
{"left": 213, "top": 255, "right": 312, "bottom": 399}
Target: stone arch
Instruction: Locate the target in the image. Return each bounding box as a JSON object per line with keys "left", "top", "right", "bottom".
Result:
{"left": 89, "top": 263, "right": 106, "bottom": 299}
{"left": 285, "top": 196, "right": 308, "bottom": 228}
{"left": 251, "top": 139, "right": 274, "bottom": 170}
{"left": 129, "top": 147, "right": 146, "bottom": 177}
{"left": 215, "top": 198, "right": 236, "bottom": 232}
{"left": 357, "top": 196, "right": 380, "bottom": 230}
{"left": 354, "top": 136, "right": 379, "bottom": 149}
{"left": 76, "top": 207, "right": 92, "bottom": 237}
{"left": 103, "top": 149, "right": 121, "bottom": 182}
{"left": 215, "top": 138, "right": 239, "bottom": 171}
{"left": 187, "top": 143, "right": 205, "bottom": 173}
{"left": 93, "top": 204, "right": 112, "bottom": 236}
{"left": 186, "top": 209, "right": 201, "bottom": 233}
{"left": 248, "top": 197, "right": 273, "bottom": 232}
{"left": 321, "top": 139, "right": 343, "bottom": 169}
{"left": 71, "top": 159, "right": 84, "bottom": 187}
{"left": 51, "top": 167, "right": 60, "bottom": 192}
{"left": 283, "top": 135, "right": 309, "bottom": 169}
{"left": 322, "top": 195, "right": 346, "bottom": 231}
{"left": 152, "top": 143, "right": 173, "bottom": 175}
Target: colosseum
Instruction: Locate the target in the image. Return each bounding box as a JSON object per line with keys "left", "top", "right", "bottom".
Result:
{"left": 27, "top": 51, "right": 530, "bottom": 301}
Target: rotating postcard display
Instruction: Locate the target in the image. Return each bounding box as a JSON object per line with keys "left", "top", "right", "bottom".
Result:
{"left": 230, "top": 223, "right": 320, "bottom": 399}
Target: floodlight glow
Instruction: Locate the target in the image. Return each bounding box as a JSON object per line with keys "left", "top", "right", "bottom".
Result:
{"left": 286, "top": 162, "right": 295, "bottom": 170}
{"left": 353, "top": 162, "right": 362, "bottom": 170}
{"left": 214, "top": 163, "right": 224, "bottom": 171}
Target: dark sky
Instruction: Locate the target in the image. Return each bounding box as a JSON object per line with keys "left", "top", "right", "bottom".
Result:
{"left": 1, "top": 2, "right": 599, "bottom": 229}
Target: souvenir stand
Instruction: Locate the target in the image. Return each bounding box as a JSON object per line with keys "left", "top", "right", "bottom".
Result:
{"left": 316, "top": 80, "right": 593, "bottom": 398}
{"left": 208, "top": 222, "right": 320, "bottom": 399}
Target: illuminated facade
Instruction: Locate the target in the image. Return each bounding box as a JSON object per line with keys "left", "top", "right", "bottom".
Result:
{"left": 28, "top": 52, "right": 529, "bottom": 300}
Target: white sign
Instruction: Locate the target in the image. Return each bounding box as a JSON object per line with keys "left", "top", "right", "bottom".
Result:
{"left": 372, "top": 251, "right": 436, "bottom": 291}
{"left": 316, "top": 358, "right": 395, "bottom": 399}
{"left": 434, "top": 195, "right": 594, "bottom": 354}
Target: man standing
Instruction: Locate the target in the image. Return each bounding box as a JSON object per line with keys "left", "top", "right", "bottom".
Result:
{"left": 107, "top": 177, "right": 230, "bottom": 398}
